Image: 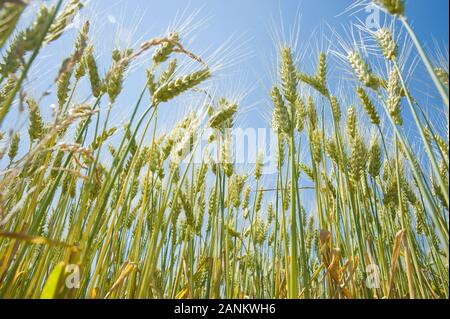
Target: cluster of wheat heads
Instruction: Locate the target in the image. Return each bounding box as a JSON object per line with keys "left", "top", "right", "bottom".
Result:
{"left": 0, "top": 0, "right": 448, "bottom": 299}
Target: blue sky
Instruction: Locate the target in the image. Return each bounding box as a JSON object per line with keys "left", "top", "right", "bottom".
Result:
{"left": 2, "top": 0, "right": 449, "bottom": 173}
{"left": 22, "top": 0, "right": 448, "bottom": 128}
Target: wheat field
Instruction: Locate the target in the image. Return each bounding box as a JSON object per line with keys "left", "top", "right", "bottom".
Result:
{"left": 0, "top": 0, "right": 448, "bottom": 299}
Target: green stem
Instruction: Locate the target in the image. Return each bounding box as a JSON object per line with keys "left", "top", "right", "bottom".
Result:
{"left": 400, "top": 16, "right": 449, "bottom": 106}
{"left": 0, "top": 0, "right": 64, "bottom": 126}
